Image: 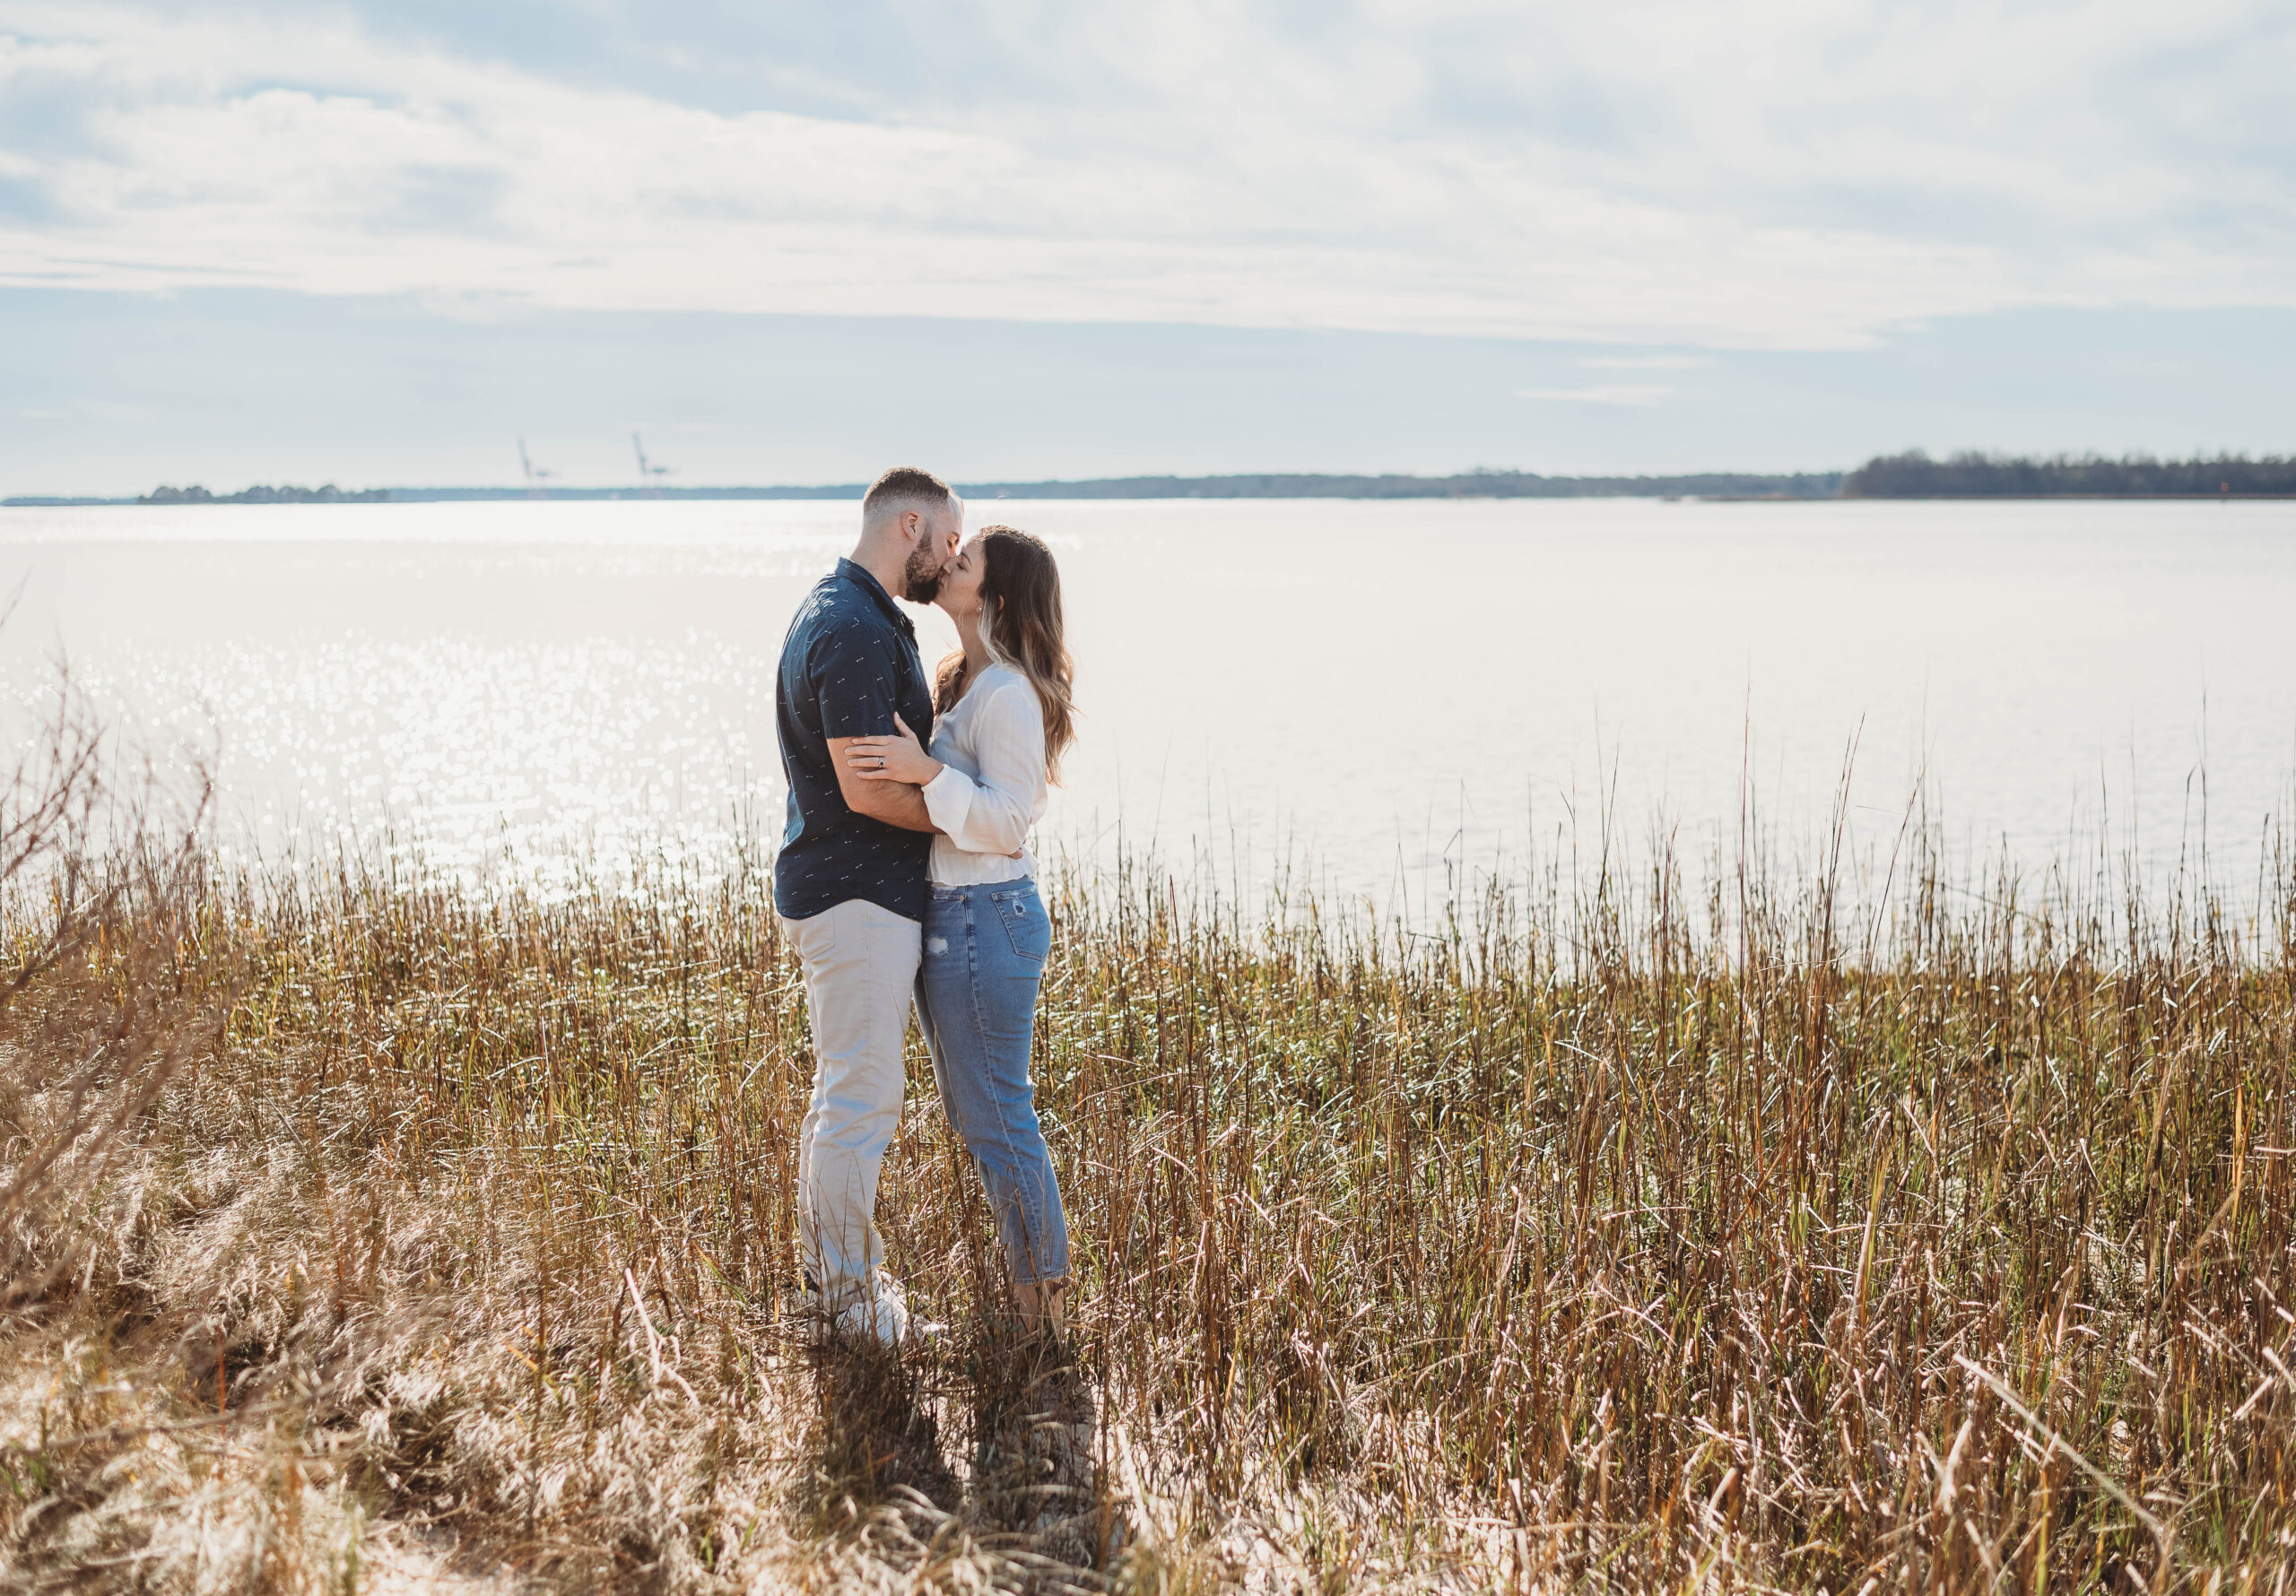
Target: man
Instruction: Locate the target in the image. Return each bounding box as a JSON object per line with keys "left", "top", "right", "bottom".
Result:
{"left": 775, "top": 465, "right": 962, "bottom": 1344}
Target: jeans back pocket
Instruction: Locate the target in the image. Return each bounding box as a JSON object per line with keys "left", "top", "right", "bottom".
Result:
{"left": 994, "top": 888, "right": 1051, "bottom": 967}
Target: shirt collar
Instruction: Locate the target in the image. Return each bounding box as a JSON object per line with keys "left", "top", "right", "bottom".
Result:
{"left": 837, "top": 557, "right": 917, "bottom": 641}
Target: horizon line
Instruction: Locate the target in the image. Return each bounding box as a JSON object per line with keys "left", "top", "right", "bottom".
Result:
{"left": 4, "top": 465, "right": 1857, "bottom": 508}
{"left": 12, "top": 452, "right": 2296, "bottom": 507}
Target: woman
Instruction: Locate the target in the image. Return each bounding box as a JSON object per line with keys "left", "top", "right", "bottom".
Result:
{"left": 842, "top": 525, "right": 1076, "bottom": 1337}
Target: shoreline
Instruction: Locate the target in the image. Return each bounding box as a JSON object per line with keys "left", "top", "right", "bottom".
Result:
{"left": 13, "top": 488, "right": 2296, "bottom": 507}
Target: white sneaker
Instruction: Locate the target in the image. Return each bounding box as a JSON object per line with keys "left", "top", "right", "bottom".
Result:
{"left": 831, "top": 1271, "right": 912, "bottom": 1348}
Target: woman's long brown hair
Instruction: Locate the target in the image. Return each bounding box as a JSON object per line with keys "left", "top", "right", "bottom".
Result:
{"left": 934, "top": 525, "right": 1077, "bottom": 783}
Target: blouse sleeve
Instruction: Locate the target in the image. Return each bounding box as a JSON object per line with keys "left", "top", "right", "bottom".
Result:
{"left": 920, "top": 681, "right": 1046, "bottom": 856}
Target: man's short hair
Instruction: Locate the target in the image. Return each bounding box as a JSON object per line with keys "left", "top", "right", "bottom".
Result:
{"left": 862, "top": 466, "right": 957, "bottom": 527}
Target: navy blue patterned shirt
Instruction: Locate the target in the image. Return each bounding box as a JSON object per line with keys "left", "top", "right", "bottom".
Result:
{"left": 773, "top": 559, "right": 936, "bottom": 922}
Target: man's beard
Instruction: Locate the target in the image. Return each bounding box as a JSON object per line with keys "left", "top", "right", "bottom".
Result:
{"left": 901, "top": 542, "right": 944, "bottom": 603}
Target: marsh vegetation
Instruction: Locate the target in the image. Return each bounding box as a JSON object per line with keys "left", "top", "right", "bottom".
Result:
{"left": 1, "top": 712, "right": 2291, "bottom": 1592}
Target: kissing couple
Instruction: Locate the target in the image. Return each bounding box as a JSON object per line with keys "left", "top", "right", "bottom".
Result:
{"left": 771, "top": 465, "right": 1076, "bottom": 1346}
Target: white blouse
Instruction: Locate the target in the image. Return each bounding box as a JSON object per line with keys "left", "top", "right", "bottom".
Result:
{"left": 921, "top": 663, "right": 1048, "bottom": 885}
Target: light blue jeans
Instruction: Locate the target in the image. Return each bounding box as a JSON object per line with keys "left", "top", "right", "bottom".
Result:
{"left": 915, "top": 878, "right": 1070, "bottom": 1285}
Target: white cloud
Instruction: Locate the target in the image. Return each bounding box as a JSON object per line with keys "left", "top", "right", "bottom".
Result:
{"left": 0, "top": 0, "right": 2289, "bottom": 348}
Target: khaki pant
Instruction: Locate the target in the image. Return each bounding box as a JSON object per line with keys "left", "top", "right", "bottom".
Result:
{"left": 784, "top": 898, "right": 921, "bottom": 1304}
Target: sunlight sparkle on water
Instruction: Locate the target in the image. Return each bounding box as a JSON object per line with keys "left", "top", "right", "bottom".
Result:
{"left": 5, "top": 497, "right": 2295, "bottom": 915}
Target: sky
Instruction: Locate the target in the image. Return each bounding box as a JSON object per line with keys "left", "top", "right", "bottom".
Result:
{"left": 3, "top": 0, "right": 2292, "bottom": 493}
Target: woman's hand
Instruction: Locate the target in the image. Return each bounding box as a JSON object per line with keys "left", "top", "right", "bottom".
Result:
{"left": 843, "top": 715, "right": 942, "bottom": 785}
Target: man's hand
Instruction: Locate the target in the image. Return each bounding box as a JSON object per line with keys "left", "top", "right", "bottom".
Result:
{"left": 828, "top": 736, "right": 936, "bottom": 832}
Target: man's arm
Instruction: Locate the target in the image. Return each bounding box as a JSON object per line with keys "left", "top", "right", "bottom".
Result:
{"left": 828, "top": 736, "right": 937, "bottom": 832}
{"left": 808, "top": 621, "right": 938, "bottom": 831}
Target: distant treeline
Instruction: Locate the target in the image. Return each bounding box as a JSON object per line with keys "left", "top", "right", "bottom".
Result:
{"left": 139, "top": 483, "right": 393, "bottom": 505}
{"left": 370, "top": 469, "right": 1846, "bottom": 501}
{"left": 958, "top": 469, "right": 1845, "bottom": 499}
{"left": 6, "top": 471, "right": 1844, "bottom": 506}
{"left": 9, "top": 456, "right": 2293, "bottom": 507}
{"left": 1844, "top": 452, "right": 2296, "bottom": 498}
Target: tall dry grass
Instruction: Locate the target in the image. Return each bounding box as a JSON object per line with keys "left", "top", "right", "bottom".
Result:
{"left": 0, "top": 785, "right": 2291, "bottom": 1591}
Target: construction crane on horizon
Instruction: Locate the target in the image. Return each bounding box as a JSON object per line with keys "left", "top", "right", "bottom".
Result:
{"left": 517, "top": 438, "right": 557, "bottom": 499}
{"left": 632, "top": 431, "right": 674, "bottom": 498}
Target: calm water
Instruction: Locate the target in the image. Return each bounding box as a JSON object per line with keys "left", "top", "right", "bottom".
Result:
{"left": 4, "top": 497, "right": 2293, "bottom": 913}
